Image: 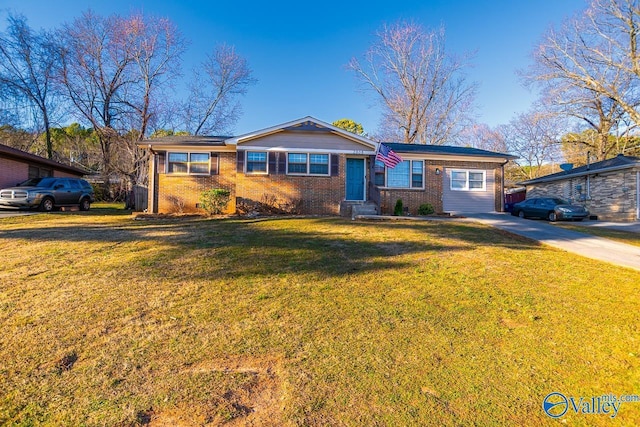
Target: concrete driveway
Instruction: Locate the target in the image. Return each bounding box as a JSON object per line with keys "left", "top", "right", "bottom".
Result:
{"left": 465, "top": 213, "right": 640, "bottom": 272}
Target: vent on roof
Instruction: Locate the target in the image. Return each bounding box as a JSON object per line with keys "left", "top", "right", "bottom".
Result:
{"left": 559, "top": 163, "right": 574, "bottom": 172}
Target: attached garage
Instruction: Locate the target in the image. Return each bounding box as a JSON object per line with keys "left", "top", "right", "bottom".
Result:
{"left": 443, "top": 168, "right": 496, "bottom": 213}
{"left": 376, "top": 144, "right": 516, "bottom": 215}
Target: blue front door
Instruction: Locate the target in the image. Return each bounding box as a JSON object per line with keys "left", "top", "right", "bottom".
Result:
{"left": 346, "top": 158, "right": 365, "bottom": 200}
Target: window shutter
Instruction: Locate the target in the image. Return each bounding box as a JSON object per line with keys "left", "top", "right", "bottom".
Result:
{"left": 331, "top": 154, "right": 339, "bottom": 176}
{"left": 268, "top": 152, "right": 277, "bottom": 175}
{"left": 210, "top": 153, "right": 219, "bottom": 175}
{"left": 157, "top": 151, "right": 166, "bottom": 174}
{"left": 278, "top": 152, "right": 287, "bottom": 174}
{"left": 236, "top": 151, "right": 244, "bottom": 173}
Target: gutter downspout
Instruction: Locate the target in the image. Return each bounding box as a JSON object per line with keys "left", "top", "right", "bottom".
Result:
{"left": 500, "top": 160, "right": 508, "bottom": 212}
{"left": 148, "top": 145, "right": 157, "bottom": 214}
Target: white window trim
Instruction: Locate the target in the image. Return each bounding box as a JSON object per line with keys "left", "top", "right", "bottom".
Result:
{"left": 245, "top": 150, "right": 269, "bottom": 175}
{"left": 450, "top": 169, "right": 486, "bottom": 191}
{"left": 166, "top": 151, "right": 211, "bottom": 176}
{"left": 286, "top": 152, "right": 330, "bottom": 176}
{"left": 376, "top": 159, "right": 425, "bottom": 189}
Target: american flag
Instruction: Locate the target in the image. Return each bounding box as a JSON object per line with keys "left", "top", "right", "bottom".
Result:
{"left": 376, "top": 143, "right": 403, "bottom": 169}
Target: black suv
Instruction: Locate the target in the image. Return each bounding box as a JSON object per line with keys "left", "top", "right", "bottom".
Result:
{"left": 0, "top": 177, "right": 95, "bottom": 212}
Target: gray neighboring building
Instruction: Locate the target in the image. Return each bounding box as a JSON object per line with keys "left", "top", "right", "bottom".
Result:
{"left": 519, "top": 154, "right": 640, "bottom": 221}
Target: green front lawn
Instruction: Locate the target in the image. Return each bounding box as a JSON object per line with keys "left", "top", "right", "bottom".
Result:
{"left": 1, "top": 211, "right": 639, "bottom": 425}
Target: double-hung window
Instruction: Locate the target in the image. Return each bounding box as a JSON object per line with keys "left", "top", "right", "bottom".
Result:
{"left": 287, "top": 153, "right": 307, "bottom": 174}
{"left": 246, "top": 151, "right": 267, "bottom": 173}
{"left": 168, "top": 152, "right": 210, "bottom": 175}
{"left": 287, "top": 153, "right": 329, "bottom": 175}
{"left": 450, "top": 170, "right": 486, "bottom": 191}
{"left": 189, "top": 153, "right": 210, "bottom": 174}
{"left": 375, "top": 159, "right": 424, "bottom": 189}
{"left": 309, "top": 154, "right": 329, "bottom": 175}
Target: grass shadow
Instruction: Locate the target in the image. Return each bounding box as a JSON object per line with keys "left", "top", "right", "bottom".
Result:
{"left": 0, "top": 215, "right": 547, "bottom": 281}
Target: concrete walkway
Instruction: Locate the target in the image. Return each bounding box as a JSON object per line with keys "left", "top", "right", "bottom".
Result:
{"left": 464, "top": 213, "right": 640, "bottom": 272}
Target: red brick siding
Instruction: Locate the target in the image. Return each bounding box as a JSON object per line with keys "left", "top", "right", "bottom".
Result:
{"left": 0, "top": 158, "right": 28, "bottom": 189}
{"left": 379, "top": 160, "right": 505, "bottom": 215}
{"left": 157, "top": 152, "right": 236, "bottom": 213}
{"left": 1, "top": 157, "right": 84, "bottom": 189}
{"left": 153, "top": 151, "right": 506, "bottom": 216}
{"left": 235, "top": 153, "right": 346, "bottom": 215}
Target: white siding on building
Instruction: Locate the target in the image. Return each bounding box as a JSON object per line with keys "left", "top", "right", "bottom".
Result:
{"left": 443, "top": 168, "right": 495, "bottom": 213}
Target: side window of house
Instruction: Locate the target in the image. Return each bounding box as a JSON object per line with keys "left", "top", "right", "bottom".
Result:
{"left": 168, "top": 153, "right": 188, "bottom": 173}
{"left": 450, "top": 170, "right": 486, "bottom": 191}
{"left": 189, "top": 153, "right": 210, "bottom": 174}
{"left": 374, "top": 160, "right": 385, "bottom": 186}
{"left": 468, "top": 171, "right": 485, "bottom": 190}
{"left": 309, "top": 154, "right": 329, "bottom": 175}
{"left": 411, "top": 161, "right": 423, "bottom": 188}
{"left": 379, "top": 160, "right": 424, "bottom": 189}
{"left": 287, "top": 153, "right": 307, "bottom": 174}
{"left": 28, "top": 165, "right": 53, "bottom": 179}
{"left": 287, "top": 153, "right": 330, "bottom": 175}
{"left": 167, "top": 152, "right": 210, "bottom": 175}
{"left": 450, "top": 170, "right": 467, "bottom": 190}
{"left": 246, "top": 151, "right": 267, "bottom": 173}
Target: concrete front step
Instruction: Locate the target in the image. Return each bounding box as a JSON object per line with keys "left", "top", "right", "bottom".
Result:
{"left": 339, "top": 201, "right": 379, "bottom": 218}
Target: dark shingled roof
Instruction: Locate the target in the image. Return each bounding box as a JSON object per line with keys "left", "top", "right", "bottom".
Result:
{"left": 138, "top": 135, "right": 230, "bottom": 146}
{"left": 384, "top": 143, "right": 516, "bottom": 159}
{"left": 520, "top": 154, "right": 640, "bottom": 185}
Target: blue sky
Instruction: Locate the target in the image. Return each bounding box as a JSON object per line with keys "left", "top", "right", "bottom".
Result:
{"left": 0, "top": 0, "right": 588, "bottom": 136}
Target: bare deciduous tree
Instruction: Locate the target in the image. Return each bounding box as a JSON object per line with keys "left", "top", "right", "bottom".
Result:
{"left": 118, "top": 13, "right": 187, "bottom": 187}
{"left": 459, "top": 123, "right": 508, "bottom": 152}
{"left": 348, "top": 21, "right": 477, "bottom": 144}
{"left": 58, "top": 11, "right": 135, "bottom": 179}
{"left": 529, "top": 0, "right": 640, "bottom": 131}
{"left": 523, "top": 0, "right": 640, "bottom": 162}
{"left": 500, "top": 110, "right": 565, "bottom": 181}
{"left": 0, "top": 14, "right": 61, "bottom": 158}
{"left": 184, "top": 44, "right": 256, "bottom": 136}
{"left": 58, "top": 10, "right": 186, "bottom": 190}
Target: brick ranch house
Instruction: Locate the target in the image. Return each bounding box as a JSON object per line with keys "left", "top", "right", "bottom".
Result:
{"left": 0, "top": 143, "right": 87, "bottom": 189}
{"left": 139, "top": 117, "right": 516, "bottom": 216}
{"left": 520, "top": 154, "right": 640, "bottom": 221}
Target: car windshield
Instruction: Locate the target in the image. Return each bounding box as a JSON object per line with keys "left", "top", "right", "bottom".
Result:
{"left": 18, "top": 177, "right": 56, "bottom": 188}
{"left": 550, "top": 198, "right": 569, "bottom": 205}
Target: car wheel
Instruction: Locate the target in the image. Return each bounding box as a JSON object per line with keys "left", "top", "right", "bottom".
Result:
{"left": 518, "top": 210, "right": 525, "bottom": 219}
{"left": 39, "top": 197, "right": 54, "bottom": 212}
{"left": 548, "top": 211, "right": 557, "bottom": 222}
{"left": 79, "top": 198, "right": 91, "bottom": 211}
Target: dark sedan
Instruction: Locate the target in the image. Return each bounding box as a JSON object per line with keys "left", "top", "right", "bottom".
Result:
{"left": 511, "top": 197, "right": 589, "bottom": 222}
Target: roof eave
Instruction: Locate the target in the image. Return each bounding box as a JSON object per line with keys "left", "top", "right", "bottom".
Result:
{"left": 519, "top": 163, "right": 640, "bottom": 185}
{"left": 0, "top": 145, "right": 89, "bottom": 175}
{"left": 227, "top": 116, "right": 378, "bottom": 150}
